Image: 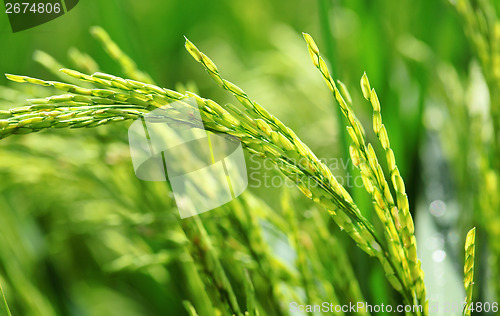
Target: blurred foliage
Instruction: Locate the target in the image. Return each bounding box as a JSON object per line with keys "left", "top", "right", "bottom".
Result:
{"left": 0, "top": 0, "right": 499, "bottom": 315}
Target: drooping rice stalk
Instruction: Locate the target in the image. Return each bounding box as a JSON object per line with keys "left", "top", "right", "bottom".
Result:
{"left": 90, "top": 26, "right": 154, "bottom": 84}
{"left": 303, "top": 33, "right": 426, "bottom": 312}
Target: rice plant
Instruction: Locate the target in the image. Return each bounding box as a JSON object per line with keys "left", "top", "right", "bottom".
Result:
{"left": 0, "top": 4, "right": 496, "bottom": 312}
{"left": 463, "top": 227, "right": 476, "bottom": 316}
{"left": 431, "top": 0, "right": 500, "bottom": 302}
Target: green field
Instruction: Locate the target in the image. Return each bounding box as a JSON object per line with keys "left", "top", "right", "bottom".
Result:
{"left": 0, "top": 0, "right": 499, "bottom": 315}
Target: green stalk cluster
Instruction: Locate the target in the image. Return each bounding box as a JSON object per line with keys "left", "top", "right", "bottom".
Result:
{"left": 183, "top": 39, "right": 390, "bottom": 267}
{"left": 452, "top": 0, "right": 500, "bottom": 298}
{"left": 1, "top": 29, "right": 432, "bottom": 315}
{"left": 303, "top": 33, "right": 426, "bottom": 312}
{"left": 360, "top": 73, "right": 425, "bottom": 311}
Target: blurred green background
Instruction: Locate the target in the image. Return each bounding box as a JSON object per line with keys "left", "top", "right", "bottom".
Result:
{"left": 1, "top": 0, "right": 499, "bottom": 315}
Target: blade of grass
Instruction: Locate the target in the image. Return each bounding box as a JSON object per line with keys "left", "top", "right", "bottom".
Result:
{"left": 0, "top": 280, "right": 12, "bottom": 316}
